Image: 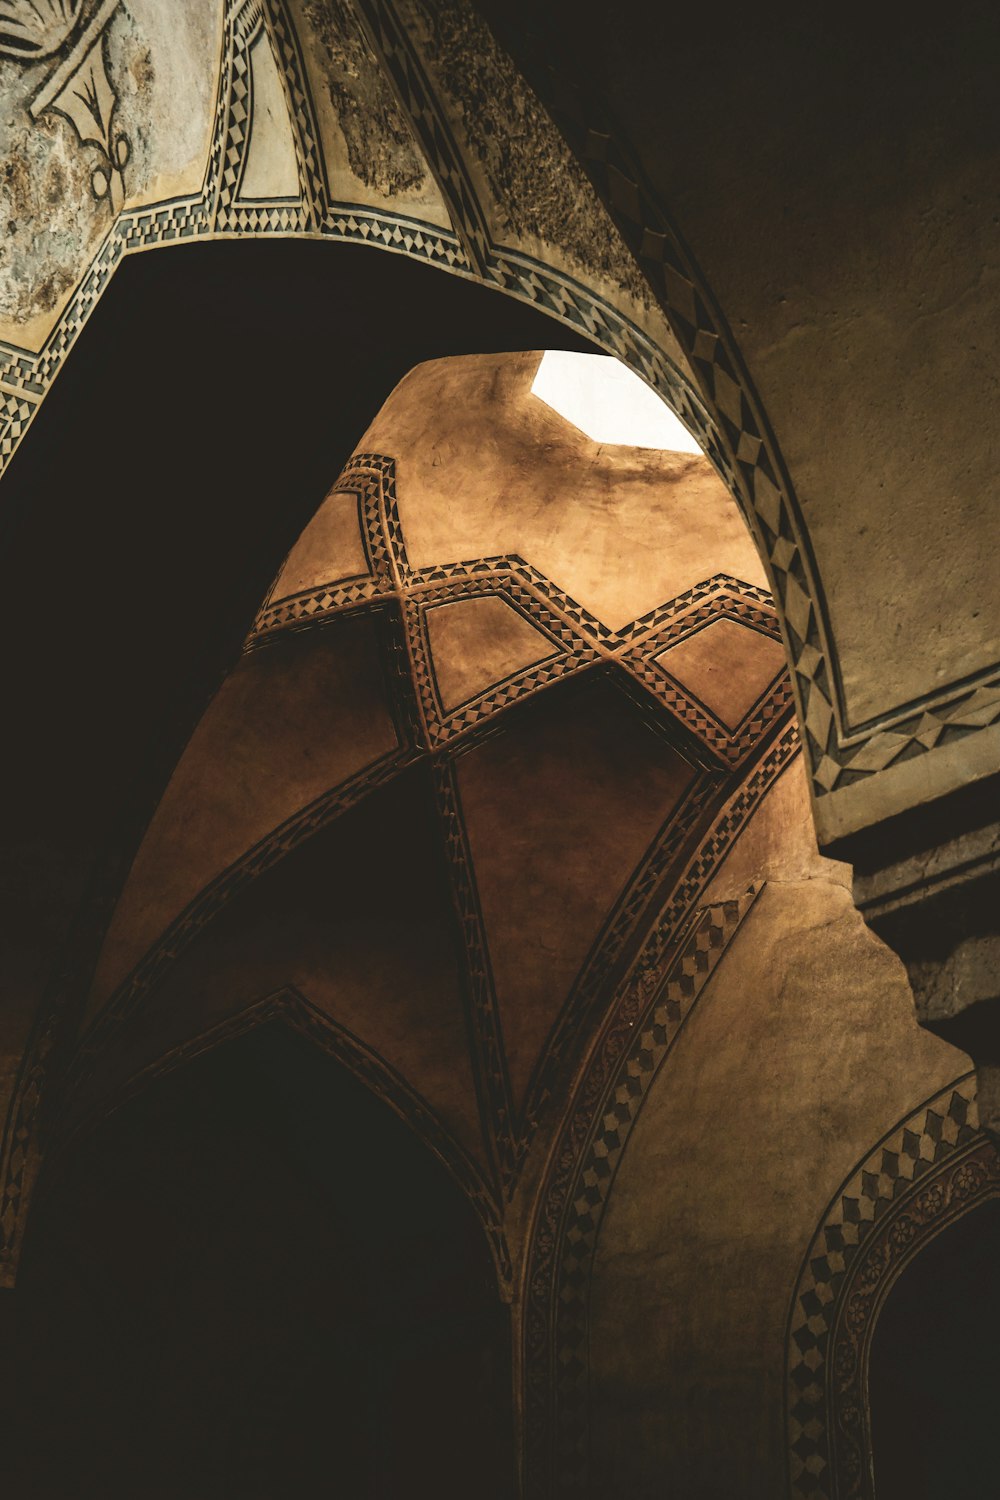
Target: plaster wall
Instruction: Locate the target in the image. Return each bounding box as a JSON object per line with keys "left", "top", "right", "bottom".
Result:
{"left": 588, "top": 757, "right": 968, "bottom": 1496}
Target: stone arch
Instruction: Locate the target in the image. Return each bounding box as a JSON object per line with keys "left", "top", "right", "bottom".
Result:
{"left": 0, "top": 0, "right": 719, "bottom": 483}
{"left": 786, "top": 1074, "right": 1000, "bottom": 1499}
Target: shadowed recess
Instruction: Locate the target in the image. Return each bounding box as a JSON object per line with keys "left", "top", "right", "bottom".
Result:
{"left": 0, "top": 1023, "right": 512, "bottom": 1500}
{"left": 869, "top": 1196, "right": 1000, "bottom": 1500}
{"left": 69, "top": 765, "right": 485, "bottom": 1165}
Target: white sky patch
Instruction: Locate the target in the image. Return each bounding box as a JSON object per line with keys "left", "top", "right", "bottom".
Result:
{"left": 531, "top": 349, "right": 703, "bottom": 453}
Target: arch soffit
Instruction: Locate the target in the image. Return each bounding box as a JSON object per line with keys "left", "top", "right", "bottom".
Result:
{"left": 1, "top": 0, "right": 995, "bottom": 843}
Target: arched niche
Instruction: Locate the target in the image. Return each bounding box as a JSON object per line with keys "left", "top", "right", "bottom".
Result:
{"left": 0, "top": 1018, "right": 514, "bottom": 1499}
{"left": 788, "top": 1076, "right": 1000, "bottom": 1500}
{"left": 868, "top": 1196, "right": 1000, "bottom": 1500}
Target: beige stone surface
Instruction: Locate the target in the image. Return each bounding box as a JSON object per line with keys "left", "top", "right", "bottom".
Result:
{"left": 270, "top": 486, "right": 371, "bottom": 598}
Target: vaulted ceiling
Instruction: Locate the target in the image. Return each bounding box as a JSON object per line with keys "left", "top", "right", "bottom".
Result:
{"left": 54, "top": 349, "right": 794, "bottom": 1276}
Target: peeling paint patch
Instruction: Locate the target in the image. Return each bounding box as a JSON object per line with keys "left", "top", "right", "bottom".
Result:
{"left": 0, "top": 52, "right": 108, "bottom": 325}
{"left": 302, "top": 0, "right": 428, "bottom": 198}
{"left": 410, "top": 0, "right": 650, "bottom": 302}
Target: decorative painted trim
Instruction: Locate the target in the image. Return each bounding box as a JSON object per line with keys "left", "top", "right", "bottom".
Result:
{"left": 351, "top": 0, "right": 490, "bottom": 274}
{"left": 68, "top": 745, "right": 417, "bottom": 1086}
{"left": 403, "top": 580, "right": 600, "bottom": 749}
{"left": 525, "top": 882, "right": 765, "bottom": 1496}
{"left": 0, "top": 0, "right": 724, "bottom": 521}
{"left": 516, "top": 759, "right": 720, "bottom": 1142}
{"left": 248, "top": 462, "right": 793, "bottom": 766}
{"left": 786, "top": 1074, "right": 998, "bottom": 1499}
{"left": 523, "top": 721, "right": 801, "bottom": 1496}
{"left": 431, "top": 758, "right": 518, "bottom": 1189}
{"left": 619, "top": 578, "right": 793, "bottom": 769}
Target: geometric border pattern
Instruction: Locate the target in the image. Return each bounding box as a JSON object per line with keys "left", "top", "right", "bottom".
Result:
{"left": 548, "top": 882, "right": 764, "bottom": 1494}
{"left": 786, "top": 1073, "right": 997, "bottom": 1499}
{"left": 484, "top": 11, "right": 1000, "bottom": 799}
{"left": 619, "top": 576, "right": 794, "bottom": 768}
{"left": 523, "top": 722, "right": 801, "bottom": 1496}
{"left": 431, "top": 755, "right": 520, "bottom": 1192}
{"left": 247, "top": 455, "right": 793, "bottom": 769}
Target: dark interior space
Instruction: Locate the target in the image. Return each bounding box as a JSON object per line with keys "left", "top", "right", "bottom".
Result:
{"left": 0, "top": 1022, "right": 512, "bottom": 1500}
{"left": 869, "top": 1195, "right": 1000, "bottom": 1500}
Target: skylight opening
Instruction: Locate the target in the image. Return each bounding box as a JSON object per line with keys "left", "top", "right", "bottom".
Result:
{"left": 531, "top": 349, "right": 703, "bottom": 454}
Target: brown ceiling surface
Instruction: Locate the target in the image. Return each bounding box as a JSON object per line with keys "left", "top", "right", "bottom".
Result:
{"left": 455, "top": 676, "right": 696, "bottom": 1110}
{"left": 73, "top": 769, "right": 483, "bottom": 1165}
{"left": 76, "top": 350, "right": 794, "bottom": 1195}
{"left": 425, "top": 593, "right": 558, "bottom": 713}
{"left": 655, "top": 617, "right": 788, "bottom": 731}
{"left": 86, "top": 613, "right": 401, "bottom": 1020}
{"left": 356, "top": 351, "right": 768, "bottom": 630}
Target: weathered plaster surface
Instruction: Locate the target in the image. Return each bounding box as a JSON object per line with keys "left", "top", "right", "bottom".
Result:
{"left": 0, "top": 1, "right": 221, "bottom": 347}
{"left": 409, "top": 0, "right": 645, "bottom": 295}
{"left": 116, "top": 0, "right": 221, "bottom": 208}
{"left": 291, "top": 0, "right": 451, "bottom": 226}
{"left": 402, "top": 0, "right": 689, "bottom": 372}
{"left": 0, "top": 51, "right": 109, "bottom": 335}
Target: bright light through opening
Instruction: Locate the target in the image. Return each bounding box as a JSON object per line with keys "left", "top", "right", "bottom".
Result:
{"left": 531, "top": 349, "right": 703, "bottom": 453}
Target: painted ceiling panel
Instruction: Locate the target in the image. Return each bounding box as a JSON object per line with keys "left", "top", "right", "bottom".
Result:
{"left": 288, "top": 0, "right": 452, "bottom": 227}
{"left": 425, "top": 593, "right": 557, "bottom": 713}
{"left": 655, "top": 616, "right": 788, "bottom": 731}
{"left": 455, "top": 676, "right": 697, "bottom": 1112}
{"left": 237, "top": 23, "right": 302, "bottom": 201}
